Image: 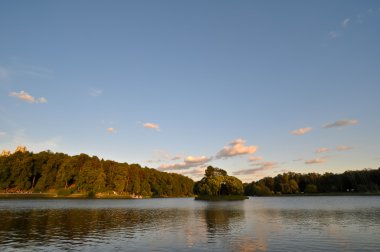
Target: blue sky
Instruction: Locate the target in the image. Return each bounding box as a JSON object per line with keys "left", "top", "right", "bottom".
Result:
{"left": 1, "top": 0, "right": 380, "bottom": 182}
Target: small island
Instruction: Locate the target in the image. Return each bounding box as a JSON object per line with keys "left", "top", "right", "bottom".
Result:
{"left": 194, "top": 166, "right": 248, "bottom": 201}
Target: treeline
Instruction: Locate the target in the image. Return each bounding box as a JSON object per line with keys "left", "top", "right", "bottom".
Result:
{"left": 0, "top": 150, "right": 194, "bottom": 197}
{"left": 244, "top": 168, "right": 380, "bottom": 196}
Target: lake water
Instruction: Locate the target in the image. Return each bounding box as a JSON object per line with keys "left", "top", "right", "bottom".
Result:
{"left": 0, "top": 196, "right": 379, "bottom": 251}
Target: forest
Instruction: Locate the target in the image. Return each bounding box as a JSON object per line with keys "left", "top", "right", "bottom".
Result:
{"left": 0, "top": 148, "right": 194, "bottom": 197}
{"left": 244, "top": 168, "right": 380, "bottom": 196}
{"left": 1, "top": 147, "right": 379, "bottom": 198}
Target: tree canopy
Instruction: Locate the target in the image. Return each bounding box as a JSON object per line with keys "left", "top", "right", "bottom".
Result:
{"left": 0, "top": 149, "right": 194, "bottom": 197}
{"left": 194, "top": 166, "right": 244, "bottom": 196}
{"left": 244, "top": 168, "right": 380, "bottom": 196}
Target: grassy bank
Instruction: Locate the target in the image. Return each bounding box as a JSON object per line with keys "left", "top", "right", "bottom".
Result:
{"left": 0, "top": 192, "right": 192, "bottom": 199}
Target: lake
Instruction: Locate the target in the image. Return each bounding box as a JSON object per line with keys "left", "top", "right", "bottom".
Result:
{"left": 0, "top": 196, "right": 379, "bottom": 251}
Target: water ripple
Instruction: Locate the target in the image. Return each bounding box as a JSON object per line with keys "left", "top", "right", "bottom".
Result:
{"left": 0, "top": 197, "right": 379, "bottom": 251}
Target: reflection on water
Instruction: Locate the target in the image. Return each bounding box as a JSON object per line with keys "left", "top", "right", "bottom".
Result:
{"left": 0, "top": 197, "right": 379, "bottom": 251}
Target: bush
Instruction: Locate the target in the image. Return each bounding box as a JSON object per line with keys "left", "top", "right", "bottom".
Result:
{"left": 87, "top": 191, "right": 96, "bottom": 198}
{"left": 57, "top": 188, "right": 72, "bottom": 196}
{"left": 305, "top": 184, "right": 318, "bottom": 193}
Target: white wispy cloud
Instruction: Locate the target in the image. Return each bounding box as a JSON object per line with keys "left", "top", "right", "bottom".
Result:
{"left": 38, "top": 97, "right": 47, "bottom": 103}
{"left": 106, "top": 127, "right": 116, "bottom": 133}
{"left": 176, "top": 167, "right": 206, "bottom": 179}
{"left": 291, "top": 127, "right": 312, "bottom": 135}
{"left": 342, "top": 18, "right": 351, "bottom": 27}
{"left": 248, "top": 156, "right": 263, "bottom": 162}
{"left": 328, "top": 30, "right": 338, "bottom": 39}
{"left": 143, "top": 122, "right": 160, "bottom": 131}
{"left": 89, "top": 88, "right": 103, "bottom": 97}
{"left": 336, "top": 145, "right": 353, "bottom": 151}
{"left": 159, "top": 155, "right": 211, "bottom": 170}
{"left": 146, "top": 159, "right": 162, "bottom": 163}
{"left": 9, "top": 91, "right": 47, "bottom": 104}
{"left": 305, "top": 158, "right": 326, "bottom": 164}
{"left": 7, "top": 129, "right": 61, "bottom": 153}
{"left": 316, "top": 147, "right": 329, "bottom": 153}
{"left": 216, "top": 139, "right": 257, "bottom": 159}
{"left": 171, "top": 155, "right": 182, "bottom": 161}
{"left": 293, "top": 158, "right": 303, "bottom": 162}
{"left": 22, "top": 65, "right": 53, "bottom": 78}
{"left": 0, "top": 132, "right": 7, "bottom": 137}
{"left": 234, "top": 161, "right": 277, "bottom": 175}
{"left": 323, "top": 119, "right": 358, "bottom": 128}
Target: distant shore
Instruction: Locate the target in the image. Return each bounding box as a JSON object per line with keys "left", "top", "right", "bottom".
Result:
{"left": 0, "top": 192, "right": 195, "bottom": 199}
{"left": 195, "top": 195, "right": 249, "bottom": 201}
{"left": 249, "top": 192, "right": 380, "bottom": 197}
{"left": 0, "top": 192, "right": 139, "bottom": 199}
{"left": 1, "top": 192, "right": 379, "bottom": 199}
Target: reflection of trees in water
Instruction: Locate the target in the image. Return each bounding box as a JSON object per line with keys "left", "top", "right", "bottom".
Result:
{"left": 0, "top": 208, "right": 183, "bottom": 246}
{"left": 256, "top": 208, "right": 380, "bottom": 227}
{"left": 203, "top": 204, "right": 245, "bottom": 235}
{"left": 202, "top": 204, "right": 269, "bottom": 251}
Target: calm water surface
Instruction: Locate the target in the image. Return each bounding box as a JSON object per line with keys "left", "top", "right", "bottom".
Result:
{"left": 0, "top": 196, "right": 379, "bottom": 251}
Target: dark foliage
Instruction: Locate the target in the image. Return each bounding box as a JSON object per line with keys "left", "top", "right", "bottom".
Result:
{"left": 244, "top": 168, "right": 380, "bottom": 196}
{"left": 0, "top": 150, "right": 194, "bottom": 197}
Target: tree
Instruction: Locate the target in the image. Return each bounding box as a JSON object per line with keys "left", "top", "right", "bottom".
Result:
{"left": 195, "top": 166, "right": 244, "bottom": 196}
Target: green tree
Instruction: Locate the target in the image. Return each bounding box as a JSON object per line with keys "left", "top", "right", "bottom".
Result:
{"left": 195, "top": 166, "right": 244, "bottom": 196}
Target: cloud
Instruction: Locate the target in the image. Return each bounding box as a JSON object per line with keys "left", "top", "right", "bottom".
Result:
{"left": 328, "top": 31, "right": 338, "bottom": 39}
{"left": 234, "top": 162, "right": 277, "bottom": 175}
{"left": 316, "top": 147, "right": 329, "bottom": 153}
{"left": 291, "top": 127, "right": 312, "bottom": 135}
{"left": 336, "top": 145, "right": 353, "bottom": 151}
{"left": 89, "top": 88, "right": 103, "bottom": 97}
{"left": 143, "top": 122, "right": 160, "bottom": 131}
{"left": 9, "top": 91, "right": 47, "bottom": 104}
{"left": 184, "top": 156, "right": 210, "bottom": 164}
{"left": 216, "top": 138, "right": 257, "bottom": 159}
{"left": 176, "top": 167, "right": 206, "bottom": 179}
{"left": 323, "top": 119, "right": 358, "bottom": 128}
{"left": 159, "top": 155, "right": 212, "bottom": 170}
{"left": 248, "top": 156, "right": 263, "bottom": 162}
{"left": 38, "top": 97, "right": 47, "bottom": 103}
{"left": 305, "top": 158, "right": 326, "bottom": 164}
{"left": 171, "top": 155, "right": 181, "bottom": 161}
{"left": 0, "top": 132, "right": 6, "bottom": 137}
{"left": 0, "top": 66, "right": 9, "bottom": 79}
{"left": 106, "top": 127, "right": 116, "bottom": 133}
{"left": 293, "top": 158, "right": 303, "bottom": 162}
{"left": 146, "top": 159, "right": 161, "bottom": 163}
{"left": 342, "top": 18, "right": 351, "bottom": 27}
{"left": 6, "top": 129, "right": 61, "bottom": 153}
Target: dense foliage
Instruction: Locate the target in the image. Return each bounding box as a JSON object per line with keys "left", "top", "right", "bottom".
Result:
{"left": 0, "top": 150, "right": 194, "bottom": 197}
{"left": 194, "top": 166, "right": 244, "bottom": 196}
{"left": 244, "top": 168, "right": 380, "bottom": 196}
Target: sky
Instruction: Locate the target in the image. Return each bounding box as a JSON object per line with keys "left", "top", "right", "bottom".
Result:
{"left": 1, "top": 0, "right": 380, "bottom": 182}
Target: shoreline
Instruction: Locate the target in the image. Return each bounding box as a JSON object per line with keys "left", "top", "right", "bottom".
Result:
{"left": 0, "top": 192, "right": 379, "bottom": 199}
{"left": 0, "top": 193, "right": 194, "bottom": 199}
{"left": 249, "top": 192, "right": 380, "bottom": 197}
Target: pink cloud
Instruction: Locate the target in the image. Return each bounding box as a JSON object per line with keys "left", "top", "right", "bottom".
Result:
{"left": 291, "top": 127, "right": 312, "bottom": 135}
{"left": 143, "top": 122, "right": 160, "bottom": 131}
{"left": 305, "top": 158, "right": 326, "bottom": 164}
{"left": 234, "top": 161, "right": 277, "bottom": 175}
{"left": 216, "top": 139, "right": 257, "bottom": 159}
{"left": 316, "top": 147, "right": 329, "bottom": 153}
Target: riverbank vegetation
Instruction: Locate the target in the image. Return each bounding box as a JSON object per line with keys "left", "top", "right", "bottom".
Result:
{"left": 244, "top": 168, "right": 380, "bottom": 196}
{"left": 1, "top": 148, "right": 379, "bottom": 199}
{"left": 0, "top": 149, "right": 194, "bottom": 198}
